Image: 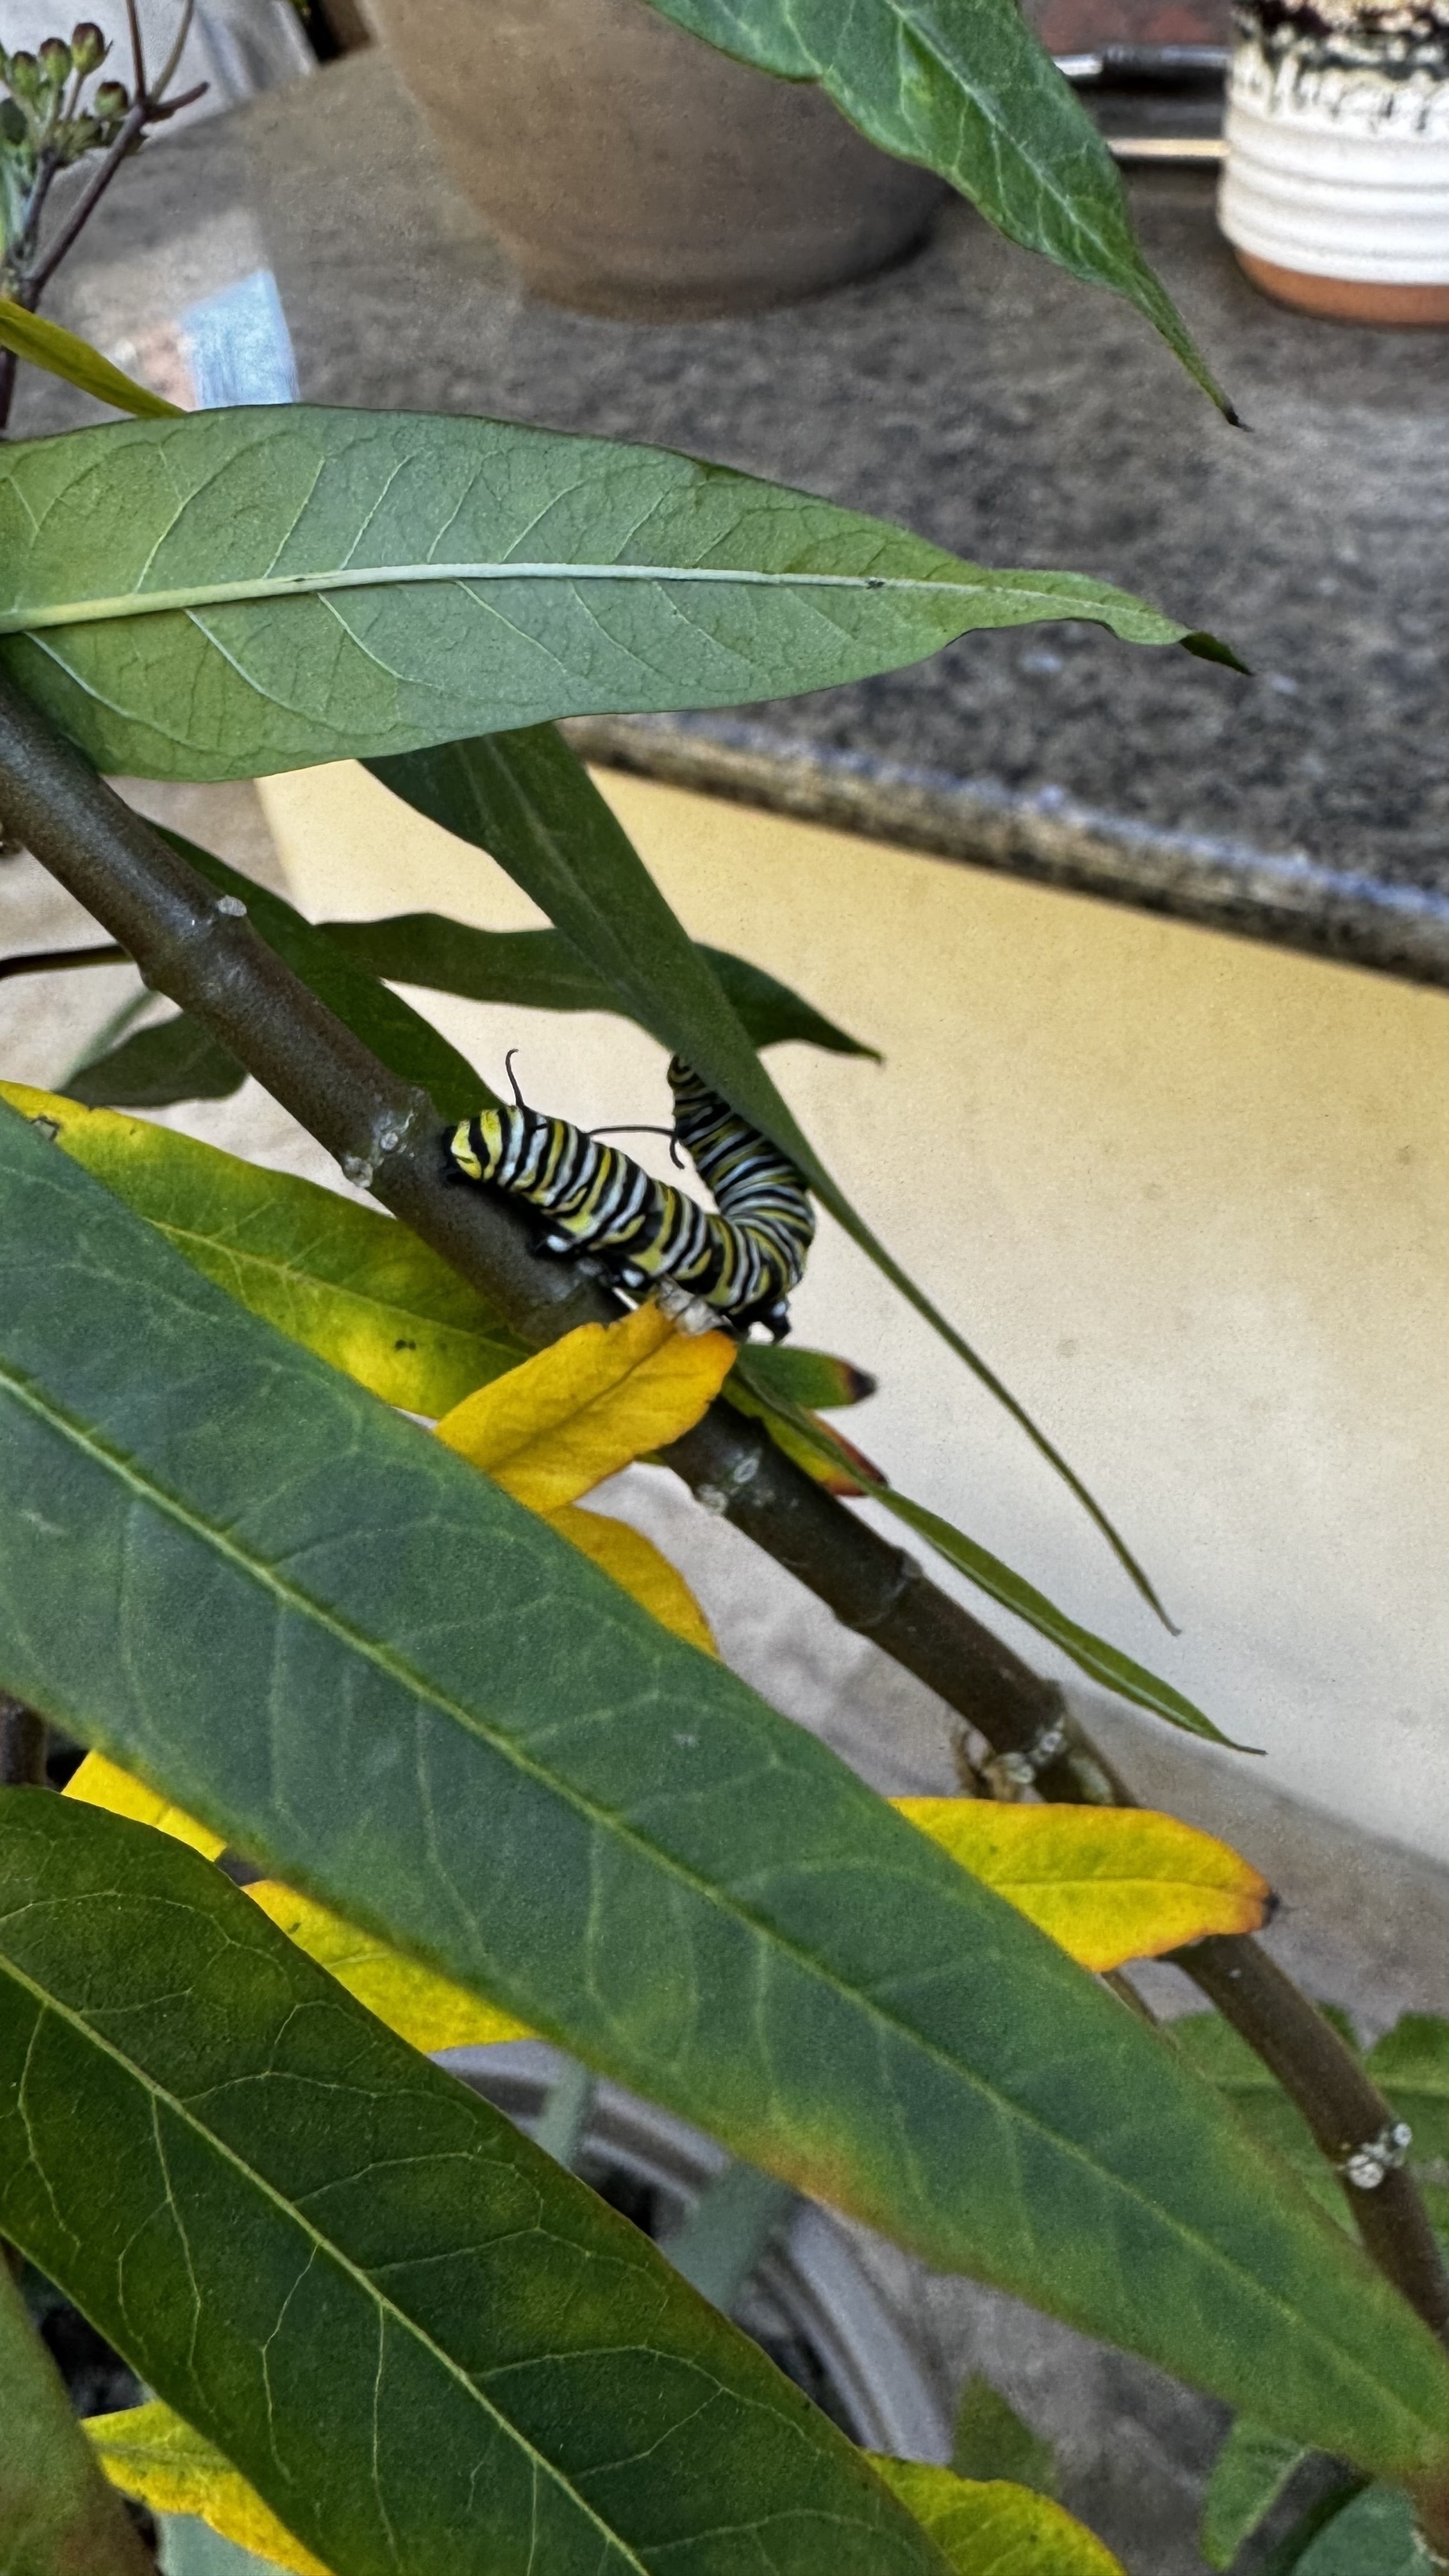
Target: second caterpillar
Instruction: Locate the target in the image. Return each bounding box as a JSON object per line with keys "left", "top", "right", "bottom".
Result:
{"left": 446, "top": 1056, "right": 815, "bottom": 1339}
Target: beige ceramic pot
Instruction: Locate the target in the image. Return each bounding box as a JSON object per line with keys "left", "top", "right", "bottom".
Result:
{"left": 1220, "top": 0, "right": 1449, "bottom": 323}
{"left": 364, "top": 0, "right": 947, "bottom": 317}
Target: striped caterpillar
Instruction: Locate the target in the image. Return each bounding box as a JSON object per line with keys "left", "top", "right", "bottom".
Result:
{"left": 446, "top": 1057, "right": 814, "bottom": 1338}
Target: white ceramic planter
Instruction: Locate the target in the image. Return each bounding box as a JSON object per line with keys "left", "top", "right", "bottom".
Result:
{"left": 1219, "top": 2, "right": 1449, "bottom": 320}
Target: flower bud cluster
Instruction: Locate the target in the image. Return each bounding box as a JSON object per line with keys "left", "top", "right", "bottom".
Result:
{"left": 0, "top": 22, "right": 132, "bottom": 209}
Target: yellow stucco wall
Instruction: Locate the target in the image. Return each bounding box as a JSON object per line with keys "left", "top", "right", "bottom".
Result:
{"left": 258, "top": 758, "right": 1449, "bottom": 1861}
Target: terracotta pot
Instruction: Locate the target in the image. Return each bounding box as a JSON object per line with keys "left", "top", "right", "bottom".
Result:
{"left": 364, "top": 0, "right": 947, "bottom": 317}
{"left": 1219, "top": 0, "right": 1449, "bottom": 323}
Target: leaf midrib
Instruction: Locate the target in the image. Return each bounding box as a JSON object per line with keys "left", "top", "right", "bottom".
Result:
{"left": 0, "top": 559, "right": 1154, "bottom": 638}
{"left": 0, "top": 1944, "right": 655, "bottom": 2575}
{"left": 0, "top": 1352, "right": 1430, "bottom": 2429}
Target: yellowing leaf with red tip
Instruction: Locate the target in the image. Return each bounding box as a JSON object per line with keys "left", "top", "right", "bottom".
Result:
{"left": 895, "top": 1802, "right": 1270, "bottom": 1971}
{"left": 436, "top": 1302, "right": 736, "bottom": 1511}
{"left": 548, "top": 1502, "right": 716, "bottom": 1656}
{"left": 64, "top": 1751, "right": 225, "bottom": 1861}
{"left": 88, "top": 2403, "right": 331, "bottom": 2576}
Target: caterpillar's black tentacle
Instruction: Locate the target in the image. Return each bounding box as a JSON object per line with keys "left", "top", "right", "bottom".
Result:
{"left": 588, "top": 1121, "right": 687, "bottom": 1171}
{"left": 444, "top": 1058, "right": 814, "bottom": 1337}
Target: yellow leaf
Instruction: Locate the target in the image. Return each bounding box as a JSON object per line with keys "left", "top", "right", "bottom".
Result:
{"left": 87, "top": 2403, "right": 331, "bottom": 2576}
{"left": 871, "top": 2457, "right": 1125, "bottom": 2576}
{"left": 244, "top": 1881, "right": 533, "bottom": 2052}
{"left": 0, "top": 298, "right": 184, "bottom": 419}
{"left": 895, "top": 1801, "right": 1270, "bottom": 1971}
{"left": 64, "top": 1752, "right": 225, "bottom": 1862}
{"left": 436, "top": 1302, "right": 736, "bottom": 1511}
{"left": 547, "top": 1501, "right": 717, "bottom": 1654}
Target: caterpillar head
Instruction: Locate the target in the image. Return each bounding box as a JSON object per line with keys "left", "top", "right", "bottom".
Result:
{"left": 448, "top": 1108, "right": 506, "bottom": 1183}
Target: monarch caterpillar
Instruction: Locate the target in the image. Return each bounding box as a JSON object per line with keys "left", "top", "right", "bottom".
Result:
{"left": 446, "top": 1057, "right": 815, "bottom": 1338}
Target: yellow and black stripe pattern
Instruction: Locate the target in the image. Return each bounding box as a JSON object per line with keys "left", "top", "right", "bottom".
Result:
{"left": 447, "top": 1058, "right": 814, "bottom": 1337}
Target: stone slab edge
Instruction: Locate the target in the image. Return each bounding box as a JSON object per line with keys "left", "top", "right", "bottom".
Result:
{"left": 564, "top": 713, "right": 1449, "bottom": 992}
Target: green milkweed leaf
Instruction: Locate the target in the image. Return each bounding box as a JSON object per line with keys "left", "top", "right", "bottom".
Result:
{"left": 727, "top": 1356, "right": 1230, "bottom": 1740}
{"left": 640, "top": 0, "right": 1234, "bottom": 416}
{"left": 369, "top": 724, "right": 1174, "bottom": 1624}
{"left": 726, "top": 1341, "right": 875, "bottom": 1412}
{"left": 1286, "top": 2485, "right": 1432, "bottom": 2574}
{"left": 1, "top": 1098, "right": 1448, "bottom": 2477}
{"left": 1253, "top": 2479, "right": 1370, "bottom": 2576}
{"left": 950, "top": 2376, "right": 1057, "bottom": 2496}
{"left": 0, "top": 2253, "right": 154, "bottom": 2576}
{"left": 55, "top": 824, "right": 489, "bottom": 1119}
{"left": 1201, "top": 2418, "right": 1311, "bottom": 2570}
{"left": 0, "top": 1794, "right": 953, "bottom": 2576}
{"left": 1366, "top": 2020, "right": 1449, "bottom": 2165}
{"left": 157, "top": 830, "right": 489, "bottom": 1117}
{"left": 0, "top": 407, "right": 1234, "bottom": 784}
{"left": 55, "top": 824, "right": 485, "bottom": 1117}
{"left": 68, "top": 1012, "right": 246, "bottom": 1110}
{"left": 319, "top": 913, "right": 878, "bottom": 1059}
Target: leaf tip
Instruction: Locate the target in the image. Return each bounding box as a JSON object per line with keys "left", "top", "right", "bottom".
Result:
{"left": 1179, "top": 630, "right": 1253, "bottom": 677}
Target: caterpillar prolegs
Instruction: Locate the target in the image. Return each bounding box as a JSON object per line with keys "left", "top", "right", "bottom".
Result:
{"left": 446, "top": 1058, "right": 814, "bottom": 1338}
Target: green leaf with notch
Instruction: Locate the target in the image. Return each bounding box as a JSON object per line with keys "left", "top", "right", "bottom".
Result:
{"left": 370, "top": 723, "right": 1172, "bottom": 1623}
{"left": 2, "top": 1100, "right": 1448, "bottom": 2477}
{"left": 0, "top": 296, "right": 181, "bottom": 422}
{"left": 641, "top": 0, "right": 1232, "bottom": 416}
{"left": 318, "top": 914, "right": 879, "bottom": 1059}
{"left": 0, "top": 407, "right": 1233, "bottom": 786}
{"left": 0, "top": 1794, "right": 952, "bottom": 2576}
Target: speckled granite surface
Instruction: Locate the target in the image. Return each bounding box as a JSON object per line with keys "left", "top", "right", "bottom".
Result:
{"left": 12, "top": 45, "right": 1448, "bottom": 984}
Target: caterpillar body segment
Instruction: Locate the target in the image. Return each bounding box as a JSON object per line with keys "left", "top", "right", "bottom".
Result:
{"left": 446, "top": 1058, "right": 814, "bottom": 1338}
